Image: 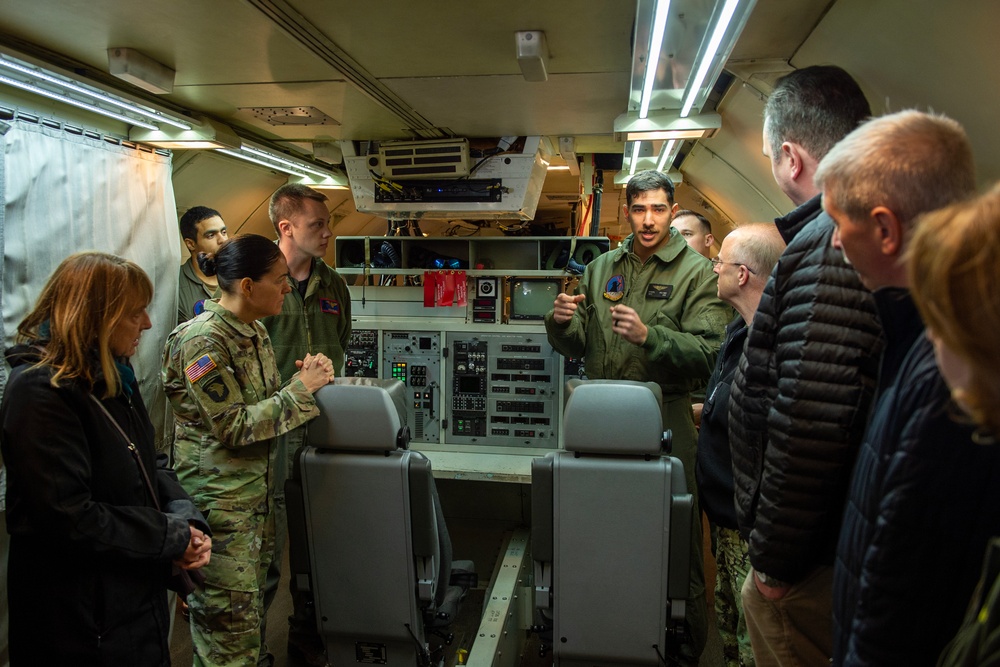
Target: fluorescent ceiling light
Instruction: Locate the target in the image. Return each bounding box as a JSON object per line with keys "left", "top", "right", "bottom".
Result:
{"left": 615, "top": 111, "right": 721, "bottom": 141}
{"left": 218, "top": 143, "right": 348, "bottom": 188}
{"left": 656, "top": 139, "right": 679, "bottom": 171}
{"left": 680, "top": 0, "right": 742, "bottom": 117}
{"left": 130, "top": 117, "right": 240, "bottom": 149}
{"left": 0, "top": 73, "right": 159, "bottom": 130}
{"left": 629, "top": 141, "right": 643, "bottom": 176}
{"left": 547, "top": 165, "right": 571, "bottom": 171}
{"left": 241, "top": 145, "right": 333, "bottom": 180}
{"left": 289, "top": 174, "right": 350, "bottom": 190}
{"left": 639, "top": 0, "right": 671, "bottom": 119}
{"left": 0, "top": 55, "right": 191, "bottom": 130}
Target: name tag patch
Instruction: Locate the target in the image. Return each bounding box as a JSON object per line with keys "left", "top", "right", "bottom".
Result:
{"left": 320, "top": 298, "right": 341, "bottom": 315}
{"left": 646, "top": 284, "right": 673, "bottom": 299}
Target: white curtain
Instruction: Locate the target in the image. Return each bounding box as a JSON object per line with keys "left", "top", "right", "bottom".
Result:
{"left": 0, "top": 116, "right": 179, "bottom": 666}
{"left": 1, "top": 115, "right": 179, "bottom": 446}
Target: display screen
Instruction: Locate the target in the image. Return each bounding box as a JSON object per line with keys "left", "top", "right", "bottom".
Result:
{"left": 510, "top": 279, "right": 562, "bottom": 320}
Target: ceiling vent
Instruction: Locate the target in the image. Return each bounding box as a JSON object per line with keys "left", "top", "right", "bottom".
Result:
{"left": 375, "top": 138, "right": 470, "bottom": 179}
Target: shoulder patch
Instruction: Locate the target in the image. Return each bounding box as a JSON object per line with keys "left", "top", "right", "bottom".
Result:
{"left": 193, "top": 299, "right": 206, "bottom": 316}
{"left": 320, "top": 298, "right": 341, "bottom": 315}
{"left": 185, "top": 354, "right": 217, "bottom": 383}
{"left": 603, "top": 274, "right": 625, "bottom": 302}
{"left": 200, "top": 375, "right": 229, "bottom": 403}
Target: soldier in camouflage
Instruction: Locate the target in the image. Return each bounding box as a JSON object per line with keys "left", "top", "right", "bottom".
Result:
{"left": 163, "top": 234, "right": 334, "bottom": 667}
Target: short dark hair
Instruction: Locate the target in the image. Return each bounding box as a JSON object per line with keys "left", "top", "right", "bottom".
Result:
{"left": 198, "top": 234, "right": 284, "bottom": 294}
{"left": 764, "top": 65, "right": 871, "bottom": 162}
{"left": 179, "top": 206, "right": 222, "bottom": 242}
{"left": 673, "top": 209, "right": 712, "bottom": 235}
{"left": 625, "top": 170, "right": 675, "bottom": 207}
{"left": 268, "top": 184, "right": 328, "bottom": 235}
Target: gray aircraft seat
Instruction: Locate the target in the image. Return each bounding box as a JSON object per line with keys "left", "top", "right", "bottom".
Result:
{"left": 532, "top": 380, "right": 693, "bottom": 666}
{"left": 285, "top": 377, "right": 475, "bottom": 666}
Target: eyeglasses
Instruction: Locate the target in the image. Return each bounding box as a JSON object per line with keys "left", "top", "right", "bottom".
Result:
{"left": 710, "top": 257, "right": 756, "bottom": 274}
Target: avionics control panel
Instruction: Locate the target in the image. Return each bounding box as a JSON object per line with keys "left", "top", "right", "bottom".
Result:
{"left": 382, "top": 331, "right": 441, "bottom": 443}
{"left": 445, "top": 332, "right": 559, "bottom": 447}
{"left": 345, "top": 328, "right": 379, "bottom": 378}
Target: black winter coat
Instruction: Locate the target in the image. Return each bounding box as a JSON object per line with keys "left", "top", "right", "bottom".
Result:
{"left": 696, "top": 315, "right": 746, "bottom": 530}
{"left": 832, "top": 290, "right": 1000, "bottom": 666}
{"left": 1, "top": 345, "right": 207, "bottom": 666}
{"left": 728, "top": 195, "right": 884, "bottom": 582}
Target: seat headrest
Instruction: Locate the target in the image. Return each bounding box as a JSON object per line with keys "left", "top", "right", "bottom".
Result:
{"left": 307, "top": 377, "right": 407, "bottom": 451}
{"left": 562, "top": 380, "right": 664, "bottom": 455}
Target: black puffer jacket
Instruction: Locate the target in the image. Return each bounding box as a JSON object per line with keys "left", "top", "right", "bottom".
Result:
{"left": 832, "top": 290, "right": 1000, "bottom": 666}
{"left": 728, "top": 195, "right": 884, "bottom": 583}
{"left": 1, "top": 344, "right": 208, "bottom": 666}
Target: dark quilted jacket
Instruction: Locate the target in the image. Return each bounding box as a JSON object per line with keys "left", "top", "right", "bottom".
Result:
{"left": 728, "top": 194, "right": 884, "bottom": 583}
{"left": 832, "top": 289, "right": 1000, "bottom": 666}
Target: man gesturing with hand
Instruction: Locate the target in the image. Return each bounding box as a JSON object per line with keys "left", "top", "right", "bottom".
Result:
{"left": 546, "top": 169, "right": 730, "bottom": 666}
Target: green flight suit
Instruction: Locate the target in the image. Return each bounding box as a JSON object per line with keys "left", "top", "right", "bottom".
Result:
{"left": 162, "top": 299, "right": 319, "bottom": 667}
{"left": 545, "top": 230, "right": 731, "bottom": 666}
{"left": 258, "top": 256, "right": 351, "bottom": 650}
{"left": 177, "top": 258, "right": 216, "bottom": 326}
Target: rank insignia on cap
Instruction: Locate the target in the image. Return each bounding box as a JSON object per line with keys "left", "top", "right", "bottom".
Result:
{"left": 320, "top": 298, "right": 341, "bottom": 315}
{"left": 603, "top": 274, "right": 625, "bottom": 302}
{"left": 185, "top": 354, "right": 217, "bottom": 383}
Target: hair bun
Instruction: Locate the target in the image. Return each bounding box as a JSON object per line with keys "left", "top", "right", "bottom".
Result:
{"left": 197, "top": 252, "right": 219, "bottom": 277}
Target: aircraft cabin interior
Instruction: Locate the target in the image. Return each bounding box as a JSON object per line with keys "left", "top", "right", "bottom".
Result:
{"left": 0, "top": 0, "right": 997, "bottom": 665}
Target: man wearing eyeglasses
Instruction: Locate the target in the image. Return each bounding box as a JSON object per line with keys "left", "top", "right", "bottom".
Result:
{"left": 546, "top": 168, "right": 731, "bottom": 666}
{"left": 698, "top": 224, "right": 785, "bottom": 667}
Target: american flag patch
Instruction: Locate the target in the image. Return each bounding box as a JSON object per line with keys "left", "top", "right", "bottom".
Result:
{"left": 185, "top": 354, "right": 217, "bottom": 383}
{"left": 320, "top": 298, "right": 340, "bottom": 315}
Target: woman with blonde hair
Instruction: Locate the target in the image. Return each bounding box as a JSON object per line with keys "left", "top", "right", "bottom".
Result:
{"left": 0, "top": 251, "right": 211, "bottom": 666}
{"left": 909, "top": 184, "right": 1000, "bottom": 666}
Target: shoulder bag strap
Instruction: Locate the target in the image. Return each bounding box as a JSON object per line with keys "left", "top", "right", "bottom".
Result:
{"left": 88, "top": 394, "right": 161, "bottom": 512}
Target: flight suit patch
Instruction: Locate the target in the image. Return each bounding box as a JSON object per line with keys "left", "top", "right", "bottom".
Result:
{"left": 603, "top": 274, "right": 625, "bottom": 302}
{"left": 646, "top": 284, "right": 673, "bottom": 299}
{"left": 200, "top": 375, "right": 229, "bottom": 403}
{"left": 320, "top": 298, "right": 341, "bottom": 315}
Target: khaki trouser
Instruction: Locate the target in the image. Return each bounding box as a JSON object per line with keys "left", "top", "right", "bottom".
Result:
{"left": 741, "top": 564, "right": 834, "bottom": 667}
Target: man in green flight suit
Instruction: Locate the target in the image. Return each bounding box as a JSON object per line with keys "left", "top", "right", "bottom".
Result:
{"left": 177, "top": 206, "right": 228, "bottom": 325}
{"left": 260, "top": 183, "right": 351, "bottom": 666}
{"left": 545, "top": 169, "right": 730, "bottom": 666}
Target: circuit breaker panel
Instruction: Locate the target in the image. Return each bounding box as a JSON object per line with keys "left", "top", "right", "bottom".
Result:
{"left": 381, "top": 331, "right": 442, "bottom": 443}
{"left": 445, "top": 332, "right": 559, "bottom": 448}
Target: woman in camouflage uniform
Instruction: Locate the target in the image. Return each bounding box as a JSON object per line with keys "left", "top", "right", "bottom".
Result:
{"left": 162, "top": 234, "right": 334, "bottom": 667}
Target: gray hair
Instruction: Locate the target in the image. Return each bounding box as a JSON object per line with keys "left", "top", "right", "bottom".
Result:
{"left": 815, "top": 110, "right": 976, "bottom": 229}
{"left": 727, "top": 223, "right": 785, "bottom": 277}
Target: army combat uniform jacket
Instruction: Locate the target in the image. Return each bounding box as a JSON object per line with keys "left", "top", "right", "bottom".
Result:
{"left": 162, "top": 299, "right": 319, "bottom": 513}
{"left": 261, "top": 257, "right": 351, "bottom": 379}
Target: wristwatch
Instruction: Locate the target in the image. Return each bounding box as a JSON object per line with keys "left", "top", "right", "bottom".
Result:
{"left": 754, "top": 569, "right": 789, "bottom": 588}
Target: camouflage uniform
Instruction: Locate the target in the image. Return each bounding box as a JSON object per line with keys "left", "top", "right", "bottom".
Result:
{"left": 716, "top": 526, "right": 755, "bottom": 667}
{"left": 259, "top": 256, "right": 350, "bottom": 657}
{"left": 177, "top": 258, "right": 217, "bottom": 325}
{"left": 162, "top": 299, "right": 319, "bottom": 667}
